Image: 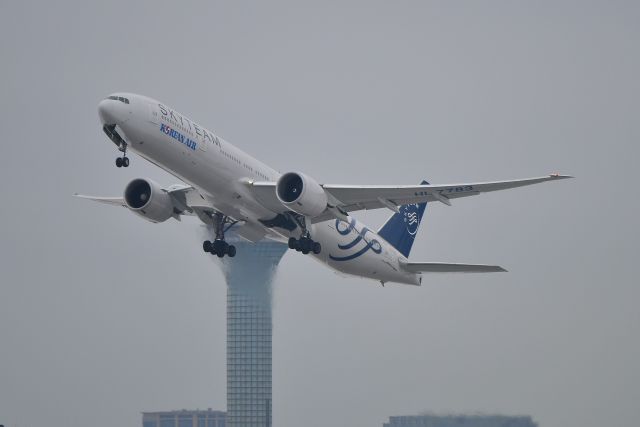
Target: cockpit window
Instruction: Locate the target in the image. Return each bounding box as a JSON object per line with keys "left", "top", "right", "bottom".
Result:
{"left": 107, "top": 95, "right": 130, "bottom": 104}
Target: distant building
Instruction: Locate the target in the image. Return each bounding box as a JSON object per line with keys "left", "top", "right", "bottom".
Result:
{"left": 383, "top": 414, "right": 538, "bottom": 427}
{"left": 220, "top": 237, "right": 287, "bottom": 427}
{"left": 142, "top": 237, "right": 285, "bottom": 427}
{"left": 142, "top": 409, "right": 226, "bottom": 427}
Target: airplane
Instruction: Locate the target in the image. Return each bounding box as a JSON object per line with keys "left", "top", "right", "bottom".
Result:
{"left": 76, "top": 93, "right": 571, "bottom": 286}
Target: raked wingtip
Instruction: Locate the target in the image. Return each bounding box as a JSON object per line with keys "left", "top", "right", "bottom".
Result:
{"left": 549, "top": 173, "right": 574, "bottom": 180}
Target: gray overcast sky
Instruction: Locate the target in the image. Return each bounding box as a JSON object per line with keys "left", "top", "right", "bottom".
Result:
{"left": 0, "top": 1, "right": 638, "bottom": 427}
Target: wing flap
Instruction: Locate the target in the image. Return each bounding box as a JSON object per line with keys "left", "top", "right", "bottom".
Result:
{"left": 401, "top": 262, "right": 507, "bottom": 273}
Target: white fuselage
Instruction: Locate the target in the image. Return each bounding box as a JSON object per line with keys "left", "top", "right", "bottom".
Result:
{"left": 99, "top": 93, "right": 420, "bottom": 285}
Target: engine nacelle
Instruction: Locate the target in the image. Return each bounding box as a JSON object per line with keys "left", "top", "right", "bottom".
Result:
{"left": 123, "top": 178, "right": 174, "bottom": 223}
{"left": 276, "top": 172, "right": 328, "bottom": 217}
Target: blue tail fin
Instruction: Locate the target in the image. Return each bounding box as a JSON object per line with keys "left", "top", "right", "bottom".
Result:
{"left": 377, "top": 180, "right": 428, "bottom": 258}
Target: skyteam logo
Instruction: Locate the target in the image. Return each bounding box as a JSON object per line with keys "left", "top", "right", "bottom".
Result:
{"left": 329, "top": 218, "right": 382, "bottom": 262}
{"left": 402, "top": 203, "right": 421, "bottom": 236}
{"left": 160, "top": 124, "right": 197, "bottom": 150}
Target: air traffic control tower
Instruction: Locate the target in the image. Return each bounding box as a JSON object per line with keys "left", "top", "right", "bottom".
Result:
{"left": 217, "top": 234, "right": 287, "bottom": 427}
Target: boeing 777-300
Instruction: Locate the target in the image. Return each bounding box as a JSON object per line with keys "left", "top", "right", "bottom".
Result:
{"left": 76, "top": 93, "right": 571, "bottom": 285}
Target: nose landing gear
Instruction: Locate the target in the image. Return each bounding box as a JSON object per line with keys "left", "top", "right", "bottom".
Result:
{"left": 202, "top": 212, "right": 237, "bottom": 258}
{"left": 103, "top": 125, "right": 130, "bottom": 168}
{"left": 115, "top": 143, "right": 129, "bottom": 168}
{"left": 115, "top": 155, "right": 129, "bottom": 168}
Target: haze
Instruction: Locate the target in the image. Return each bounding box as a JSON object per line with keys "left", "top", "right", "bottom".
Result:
{"left": 0, "top": 2, "right": 638, "bottom": 427}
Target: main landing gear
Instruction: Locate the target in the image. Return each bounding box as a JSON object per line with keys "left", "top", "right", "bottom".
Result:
{"left": 203, "top": 239, "right": 236, "bottom": 258}
{"left": 203, "top": 212, "right": 237, "bottom": 258}
{"left": 288, "top": 215, "right": 321, "bottom": 255}
{"left": 288, "top": 235, "right": 321, "bottom": 255}
{"left": 115, "top": 141, "right": 129, "bottom": 168}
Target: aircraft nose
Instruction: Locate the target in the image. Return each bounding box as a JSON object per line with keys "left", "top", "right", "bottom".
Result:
{"left": 98, "top": 99, "right": 118, "bottom": 125}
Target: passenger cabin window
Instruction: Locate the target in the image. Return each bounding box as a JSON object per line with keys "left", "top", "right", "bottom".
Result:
{"left": 107, "top": 95, "right": 129, "bottom": 104}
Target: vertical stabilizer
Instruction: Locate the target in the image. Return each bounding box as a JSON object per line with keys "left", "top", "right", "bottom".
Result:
{"left": 377, "top": 180, "right": 428, "bottom": 258}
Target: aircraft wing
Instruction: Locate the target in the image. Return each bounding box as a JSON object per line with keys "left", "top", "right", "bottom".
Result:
{"left": 247, "top": 174, "right": 572, "bottom": 222}
{"left": 74, "top": 186, "right": 278, "bottom": 243}
{"left": 73, "top": 194, "right": 127, "bottom": 207}
{"left": 73, "top": 185, "right": 199, "bottom": 215}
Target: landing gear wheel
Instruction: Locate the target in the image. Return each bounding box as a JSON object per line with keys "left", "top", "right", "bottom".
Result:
{"left": 289, "top": 235, "right": 320, "bottom": 255}
{"left": 210, "top": 239, "right": 227, "bottom": 258}
{"left": 212, "top": 239, "right": 226, "bottom": 252}
{"left": 227, "top": 245, "right": 236, "bottom": 257}
{"left": 288, "top": 237, "right": 297, "bottom": 249}
{"left": 203, "top": 240, "right": 212, "bottom": 253}
{"left": 115, "top": 141, "right": 129, "bottom": 168}
{"left": 300, "top": 238, "right": 311, "bottom": 254}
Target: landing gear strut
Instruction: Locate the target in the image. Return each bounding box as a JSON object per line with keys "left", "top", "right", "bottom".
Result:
{"left": 115, "top": 142, "right": 129, "bottom": 168}
{"left": 288, "top": 215, "right": 321, "bottom": 255}
{"left": 202, "top": 212, "right": 237, "bottom": 258}
{"left": 103, "top": 125, "right": 130, "bottom": 168}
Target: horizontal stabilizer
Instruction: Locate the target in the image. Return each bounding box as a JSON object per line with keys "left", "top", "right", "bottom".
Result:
{"left": 400, "top": 261, "right": 507, "bottom": 273}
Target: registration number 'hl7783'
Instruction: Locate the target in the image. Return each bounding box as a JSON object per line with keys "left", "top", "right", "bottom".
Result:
{"left": 414, "top": 185, "right": 474, "bottom": 197}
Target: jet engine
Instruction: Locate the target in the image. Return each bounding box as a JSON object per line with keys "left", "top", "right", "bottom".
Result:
{"left": 124, "top": 178, "right": 175, "bottom": 223}
{"left": 276, "top": 172, "right": 327, "bottom": 217}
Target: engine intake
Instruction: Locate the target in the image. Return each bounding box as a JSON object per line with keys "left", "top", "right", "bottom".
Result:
{"left": 276, "top": 172, "right": 327, "bottom": 217}
{"left": 124, "top": 178, "right": 174, "bottom": 223}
